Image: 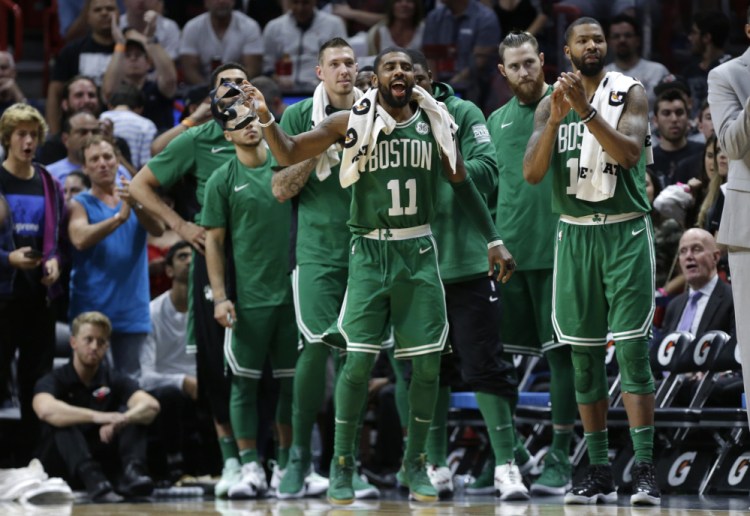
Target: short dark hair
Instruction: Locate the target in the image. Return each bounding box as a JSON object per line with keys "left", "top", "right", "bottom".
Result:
{"left": 498, "top": 31, "right": 539, "bottom": 64}
{"left": 654, "top": 89, "right": 688, "bottom": 116}
{"left": 374, "top": 46, "right": 409, "bottom": 72}
{"left": 108, "top": 83, "right": 145, "bottom": 110}
{"left": 694, "top": 10, "right": 731, "bottom": 49}
{"left": 405, "top": 49, "right": 428, "bottom": 70}
{"left": 318, "top": 37, "right": 353, "bottom": 63}
{"left": 564, "top": 17, "right": 603, "bottom": 45}
{"left": 62, "top": 75, "right": 97, "bottom": 102}
{"left": 66, "top": 170, "right": 91, "bottom": 189}
{"left": 62, "top": 111, "right": 95, "bottom": 135}
{"left": 607, "top": 13, "right": 642, "bottom": 41}
{"left": 209, "top": 62, "right": 248, "bottom": 90}
{"left": 166, "top": 241, "right": 191, "bottom": 267}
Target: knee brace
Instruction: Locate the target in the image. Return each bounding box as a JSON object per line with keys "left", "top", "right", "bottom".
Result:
{"left": 616, "top": 339, "right": 655, "bottom": 395}
{"left": 571, "top": 345, "right": 609, "bottom": 404}
{"left": 342, "top": 352, "right": 376, "bottom": 386}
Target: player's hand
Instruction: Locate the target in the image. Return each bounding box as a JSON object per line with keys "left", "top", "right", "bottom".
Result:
{"left": 214, "top": 299, "right": 236, "bottom": 329}
{"left": 40, "top": 257, "right": 60, "bottom": 286}
{"left": 488, "top": 244, "right": 516, "bottom": 284}
{"left": 558, "top": 71, "right": 591, "bottom": 118}
{"left": 175, "top": 221, "right": 206, "bottom": 254}
{"left": 92, "top": 411, "right": 127, "bottom": 426}
{"left": 8, "top": 247, "right": 43, "bottom": 270}
{"left": 244, "top": 82, "right": 272, "bottom": 124}
{"left": 549, "top": 84, "right": 572, "bottom": 125}
{"left": 187, "top": 100, "right": 213, "bottom": 125}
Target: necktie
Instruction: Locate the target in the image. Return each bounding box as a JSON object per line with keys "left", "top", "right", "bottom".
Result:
{"left": 677, "top": 291, "right": 703, "bottom": 332}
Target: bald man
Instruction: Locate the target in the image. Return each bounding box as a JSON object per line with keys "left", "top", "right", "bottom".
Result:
{"left": 662, "top": 228, "right": 735, "bottom": 338}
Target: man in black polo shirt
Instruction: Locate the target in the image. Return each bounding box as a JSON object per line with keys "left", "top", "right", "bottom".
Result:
{"left": 32, "top": 311, "right": 160, "bottom": 502}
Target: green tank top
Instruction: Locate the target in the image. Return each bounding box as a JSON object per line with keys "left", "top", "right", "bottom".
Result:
{"left": 348, "top": 109, "right": 443, "bottom": 234}
{"left": 550, "top": 110, "right": 650, "bottom": 217}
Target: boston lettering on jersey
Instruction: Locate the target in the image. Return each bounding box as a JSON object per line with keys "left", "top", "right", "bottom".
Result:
{"left": 366, "top": 139, "right": 434, "bottom": 172}
{"left": 557, "top": 121, "right": 622, "bottom": 181}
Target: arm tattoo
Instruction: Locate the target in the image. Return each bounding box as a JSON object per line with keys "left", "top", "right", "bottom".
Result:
{"left": 617, "top": 85, "right": 649, "bottom": 146}
{"left": 524, "top": 97, "right": 552, "bottom": 162}
{"left": 272, "top": 158, "right": 317, "bottom": 200}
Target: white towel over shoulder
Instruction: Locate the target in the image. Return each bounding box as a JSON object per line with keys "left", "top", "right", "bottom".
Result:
{"left": 311, "top": 82, "right": 364, "bottom": 181}
{"left": 339, "top": 85, "right": 458, "bottom": 188}
{"left": 575, "top": 71, "right": 654, "bottom": 202}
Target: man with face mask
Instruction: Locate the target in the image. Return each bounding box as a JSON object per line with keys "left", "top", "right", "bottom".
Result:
{"left": 524, "top": 17, "right": 659, "bottom": 506}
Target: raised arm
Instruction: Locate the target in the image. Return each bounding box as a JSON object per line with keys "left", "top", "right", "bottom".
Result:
{"left": 558, "top": 72, "right": 648, "bottom": 169}
{"left": 708, "top": 67, "right": 750, "bottom": 160}
{"left": 249, "top": 83, "right": 349, "bottom": 165}
{"left": 523, "top": 94, "right": 560, "bottom": 184}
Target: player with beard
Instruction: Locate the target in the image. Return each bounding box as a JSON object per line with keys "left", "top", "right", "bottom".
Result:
{"left": 524, "top": 18, "right": 659, "bottom": 506}
{"left": 202, "top": 93, "right": 297, "bottom": 499}
{"left": 245, "top": 47, "right": 515, "bottom": 504}
{"left": 487, "top": 31, "right": 577, "bottom": 497}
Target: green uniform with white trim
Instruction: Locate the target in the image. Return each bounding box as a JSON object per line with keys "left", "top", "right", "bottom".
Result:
{"left": 489, "top": 85, "right": 558, "bottom": 356}
{"left": 339, "top": 108, "right": 448, "bottom": 358}
{"left": 201, "top": 154, "right": 297, "bottom": 378}
{"left": 549, "top": 109, "right": 654, "bottom": 345}
{"left": 278, "top": 98, "right": 351, "bottom": 345}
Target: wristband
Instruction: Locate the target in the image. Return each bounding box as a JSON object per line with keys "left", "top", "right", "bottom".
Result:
{"left": 114, "top": 43, "right": 126, "bottom": 53}
{"left": 487, "top": 240, "right": 504, "bottom": 250}
{"left": 181, "top": 118, "right": 197, "bottom": 128}
{"left": 258, "top": 113, "right": 275, "bottom": 128}
{"left": 581, "top": 108, "right": 597, "bottom": 124}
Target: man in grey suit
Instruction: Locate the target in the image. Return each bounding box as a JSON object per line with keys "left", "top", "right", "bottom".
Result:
{"left": 707, "top": 7, "right": 750, "bottom": 427}
{"left": 662, "top": 229, "right": 735, "bottom": 340}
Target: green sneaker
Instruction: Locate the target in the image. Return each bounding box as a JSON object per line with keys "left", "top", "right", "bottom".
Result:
{"left": 465, "top": 460, "right": 495, "bottom": 495}
{"left": 530, "top": 449, "right": 572, "bottom": 496}
{"left": 402, "top": 454, "right": 437, "bottom": 502}
{"left": 278, "top": 446, "right": 310, "bottom": 499}
{"left": 514, "top": 433, "right": 536, "bottom": 475}
{"left": 326, "top": 456, "right": 355, "bottom": 505}
{"left": 396, "top": 468, "right": 408, "bottom": 491}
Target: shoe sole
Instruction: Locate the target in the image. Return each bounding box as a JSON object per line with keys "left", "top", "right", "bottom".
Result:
{"left": 564, "top": 491, "right": 618, "bottom": 504}
{"left": 498, "top": 488, "right": 531, "bottom": 501}
{"left": 410, "top": 491, "right": 438, "bottom": 502}
{"left": 327, "top": 495, "right": 354, "bottom": 505}
{"left": 530, "top": 482, "right": 571, "bottom": 496}
{"left": 277, "top": 488, "right": 305, "bottom": 499}
{"left": 354, "top": 487, "right": 380, "bottom": 499}
{"left": 631, "top": 492, "right": 661, "bottom": 506}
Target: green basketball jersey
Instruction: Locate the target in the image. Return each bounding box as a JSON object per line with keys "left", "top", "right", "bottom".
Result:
{"left": 349, "top": 109, "right": 443, "bottom": 234}
{"left": 147, "top": 121, "right": 234, "bottom": 221}
{"left": 278, "top": 98, "right": 352, "bottom": 267}
{"left": 550, "top": 110, "right": 650, "bottom": 217}
{"left": 201, "top": 154, "right": 292, "bottom": 308}
{"left": 430, "top": 81, "right": 498, "bottom": 282}
{"left": 488, "top": 86, "right": 557, "bottom": 271}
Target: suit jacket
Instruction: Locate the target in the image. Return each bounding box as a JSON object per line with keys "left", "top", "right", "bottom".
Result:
{"left": 662, "top": 279, "right": 736, "bottom": 341}
{"left": 708, "top": 47, "right": 750, "bottom": 248}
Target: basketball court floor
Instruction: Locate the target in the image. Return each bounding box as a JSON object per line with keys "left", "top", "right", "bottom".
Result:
{"left": 3, "top": 492, "right": 749, "bottom": 515}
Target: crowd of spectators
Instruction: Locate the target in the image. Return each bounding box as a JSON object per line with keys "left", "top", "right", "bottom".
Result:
{"left": 0, "top": 0, "right": 745, "bottom": 503}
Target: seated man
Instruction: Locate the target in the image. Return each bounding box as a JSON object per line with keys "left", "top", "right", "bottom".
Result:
{"left": 140, "top": 240, "right": 198, "bottom": 480}
{"left": 663, "top": 228, "right": 734, "bottom": 338}
{"left": 33, "top": 311, "right": 160, "bottom": 502}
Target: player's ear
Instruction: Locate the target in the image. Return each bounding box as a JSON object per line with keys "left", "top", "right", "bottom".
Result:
{"left": 224, "top": 131, "right": 232, "bottom": 142}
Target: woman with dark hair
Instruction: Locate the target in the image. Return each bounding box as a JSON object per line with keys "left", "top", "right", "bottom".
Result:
{"left": 366, "top": 0, "right": 425, "bottom": 55}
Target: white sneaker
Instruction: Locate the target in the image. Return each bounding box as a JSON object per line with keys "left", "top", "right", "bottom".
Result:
{"left": 495, "top": 462, "right": 530, "bottom": 501}
{"left": 0, "top": 459, "right": 48, "bottom": 501}
{"left": 304, "top": 467, "right": 329, "bottom": 496}
{"left": 214, "top": 458, "right": 242, "bottom": 498}
{"left": 228, "top": 461, "right": 268, "bottom": 499}
{"left": 268, "top": 461, "right": 284, "bottom": 496}
{"left": 427, "top": 465, "right": 454, "bottom": 498}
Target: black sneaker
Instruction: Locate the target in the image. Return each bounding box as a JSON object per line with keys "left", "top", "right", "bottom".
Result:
{"left": 563, "top": 464, "right": 618, "bottom": 504}
{"left": 117, "top": 462, "right": 154, "bottom": 497}
{"left": 630, "top": 461, "right": 661, "bottom": 506}
{"left": 78, "top": 461, "right": 123, "bottom": 503}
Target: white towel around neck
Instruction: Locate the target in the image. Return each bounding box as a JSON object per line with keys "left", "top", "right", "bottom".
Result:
{"left": 339, "top": 85, "right": 458, "bottom": 188}
{"left": 575, "top": 71, "right": 654, "bottom": 202}
{"left": 311, "top": 83, "right": 364, "bottom": 181}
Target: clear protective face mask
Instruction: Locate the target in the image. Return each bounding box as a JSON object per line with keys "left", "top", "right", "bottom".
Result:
{"left": 212, "top": 81, "right": 257, "bottom": 131}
